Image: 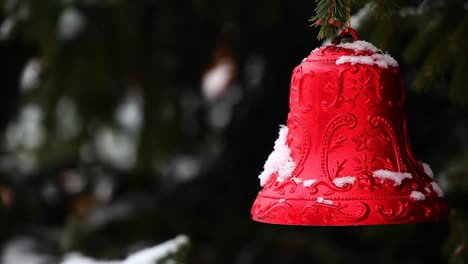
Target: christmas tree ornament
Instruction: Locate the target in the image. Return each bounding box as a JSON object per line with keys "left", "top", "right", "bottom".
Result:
{"left": 251, "top": 28, "right": 449, "bottom": 226}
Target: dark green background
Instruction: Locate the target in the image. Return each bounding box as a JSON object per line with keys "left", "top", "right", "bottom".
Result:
{"left": 0, "top": 0, "right": 466, "bottom": 263}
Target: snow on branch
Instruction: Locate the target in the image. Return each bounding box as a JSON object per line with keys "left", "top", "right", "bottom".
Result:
{"left": 20, "top": 58, "right": 42, "bottom": 92}
{"left": 61, "top": 235, "right": 189, "bottom": 264}
{"left": 61, "top": 255, "right": 120, "bottom": 264}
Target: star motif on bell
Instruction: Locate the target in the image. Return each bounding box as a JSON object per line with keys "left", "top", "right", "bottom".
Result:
{"left": 347, "top": 69, "right": 375, "bottom": 102}
{"left": 352, "top": 128, "right": 375, "bottom": 151}
{"left": 341, "top": 67, "right": 379, "bottom": 109}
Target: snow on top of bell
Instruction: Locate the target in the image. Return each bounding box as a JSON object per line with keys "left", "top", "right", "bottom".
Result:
{"left": 310, "top": 40, "right": 398, "bottom": 69}
{"left": 336, "top": 40, "right": 382, "bottom": 53}
{"left": 334, "top": 40, "right": 398, "bottom": 69}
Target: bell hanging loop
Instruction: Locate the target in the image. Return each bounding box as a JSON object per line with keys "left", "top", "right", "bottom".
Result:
{"left": 332, "top": 27, "right": 359, "bottom": 45}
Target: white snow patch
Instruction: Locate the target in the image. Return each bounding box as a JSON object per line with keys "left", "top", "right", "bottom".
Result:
{"left": 431, "top": 182, "right": 444, "bottom": 197}
{"left": 58, "top": 6, "right": 86, "bottom": 40}
{"left": 20, "top": 58, "right": 42, "bottom": 92}
{"left": 0, "top": 2, "right": 30, "bottom": 40}
{"left": 0, "top": 16, "right": 16, "bottom": 40}
{"left": 62, "top": 170, "right": 86, "bottom": 195}
{"left": 115, "top": 90, "right": 143, "bottom": 133}
{"left": 123, "top": 235, "right": 189, "bottom": 264}
{"left": 312, "top": 46, "right": 326, "bottom": 53}
{"left": 373, "top": 169, "right": 412, "bottom": 186}
{"left": 334, "top": 40, "right": 398, "bottom": 69}
{"left": 350, "top": 3, "right": 372, "bottom": 29}
{"left": 258, "top": 125, "right": 296, "bottom": 186}
{"left": 336, "top": 53, "right": 398, "bottom": 69}
{"left": 321, "top": 38, "right": 332, "bottom": 47}
{"left": 6, "top": 103, "right": 45, "bottom": 150}
{"left": 332, "top": 176, "right": 355, "bottom": 187}
{"left": 61, "top": 235, "right": 189, "bottom": 264}
{"left": 422, "top": 162, "right": 434, "bottom": 178}
{"left": 410, "top": 191, "right": 426, "bottom": 201}
{"left": 172, "top": 155, "right": 201, "bottom": 182}
{"left": 202, "top": 60, "right": 235, "bottom": 101}
{"left": 336, "top": 40, "right": 381, "bottom": 53}
{"left": 61, "top": 254, "right": 119, "bottom": 264}
{"left": 1, "top": 237, "right": 55, "bottom": 264}
{"left": 291, "top": 177, "right": 303, "bottom": 184}
{"left": 95, "top": 127, "right": 137, "bottom": 170}
{"left": 303, "top": 179, "right": 316, "bottom": 188}
{"left": 316, "top": 197, "right": 333, "bottom": 205}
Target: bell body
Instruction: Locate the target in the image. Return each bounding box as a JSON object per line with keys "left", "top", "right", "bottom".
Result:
{"left": 251, "top": 41, "right": 449, "bottom": 226}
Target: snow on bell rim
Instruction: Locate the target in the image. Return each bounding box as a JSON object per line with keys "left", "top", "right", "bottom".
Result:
{"left": 250, "top": 28, "right": 449, "bottom": 226}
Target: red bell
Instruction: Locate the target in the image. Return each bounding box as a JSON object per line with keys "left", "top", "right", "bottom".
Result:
{"left": 251, "top": 29, "right": 449, "bottom": 226}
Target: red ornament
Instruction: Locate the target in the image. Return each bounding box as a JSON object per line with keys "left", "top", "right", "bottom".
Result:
{"left": 251, "top": 29, "right": 449, "bottom": 226}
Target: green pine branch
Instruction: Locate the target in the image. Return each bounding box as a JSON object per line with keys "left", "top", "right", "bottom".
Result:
{"left": 309, "top": 0, "right": 402, "bottom": 40}
{"left": 309, "top": 0, "right": 348, "bottom": 40}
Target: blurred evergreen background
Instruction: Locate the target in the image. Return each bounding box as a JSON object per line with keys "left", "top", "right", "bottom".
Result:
{"left": 0, "top": 0, "right": 467, "bottom": 263}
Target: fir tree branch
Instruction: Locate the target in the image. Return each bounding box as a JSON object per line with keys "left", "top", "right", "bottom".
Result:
{"left": 309, "top": 0, "right": 403, "bottom": 40}
{"left": 310, "top": 0, "right": 348, "bottom": 40}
